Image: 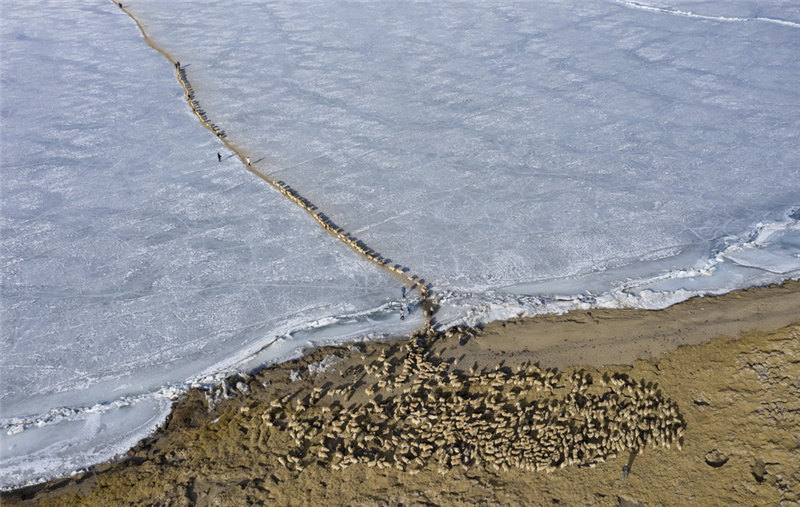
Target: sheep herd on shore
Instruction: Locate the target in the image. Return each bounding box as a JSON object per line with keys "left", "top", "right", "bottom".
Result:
{"left": 243, "top": 326, "right": 685, "bottom": 475}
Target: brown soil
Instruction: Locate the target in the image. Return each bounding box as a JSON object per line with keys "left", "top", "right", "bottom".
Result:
{"left": 4, "top": 282, "right": 799, "bottom": 506}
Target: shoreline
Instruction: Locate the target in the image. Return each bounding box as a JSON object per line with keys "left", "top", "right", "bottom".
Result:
{"left": 4, "top": 280, "right": 799, "bottom": 505}
{"left": 477, "top": 279, "right": 800, "bottom": 368}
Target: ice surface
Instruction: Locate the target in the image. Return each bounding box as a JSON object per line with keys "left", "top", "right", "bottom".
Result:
{"left": 2, "top": 0, "right": 799, "bottom": 490}
{"left": 128, "top": 0, "right": 799, "bottom": 304}
{"left": 0, "top": 0, "right": 419, "bottom": 489}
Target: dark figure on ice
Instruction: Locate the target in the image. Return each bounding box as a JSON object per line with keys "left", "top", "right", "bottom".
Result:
{"left": 118, "top": 2, "right": 123, "bottom": 8}
{"left": 217, "top": 152, "right": 222, "bottom": 162}
{"left": 175, "top": 61, "right": 180, "bottom": 70}
{"left": 402, "top": 287, "right": 406, "bottom": 298}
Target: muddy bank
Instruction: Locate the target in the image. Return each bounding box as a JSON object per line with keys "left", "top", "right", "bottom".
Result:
{"left": 4, "top": 282, "right": 799, "bottom": 505}
{"left": 477, "top": 279, "right": 800, "bottom": 368}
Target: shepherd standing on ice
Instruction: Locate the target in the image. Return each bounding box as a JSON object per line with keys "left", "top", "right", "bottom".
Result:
{"left": 217, "top": 152, "right": 222, "bottom": 162}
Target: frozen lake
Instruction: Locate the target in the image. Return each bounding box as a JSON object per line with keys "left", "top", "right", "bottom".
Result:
{"left": 2, "top": 0, "right": 799, "bottom": 489}
{"left": 130, "top": 0, "right": 800, "bottom": 318}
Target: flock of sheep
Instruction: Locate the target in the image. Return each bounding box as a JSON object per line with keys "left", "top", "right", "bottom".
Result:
{"left": 243, "top": 326, "right": 685, "bottom": 475}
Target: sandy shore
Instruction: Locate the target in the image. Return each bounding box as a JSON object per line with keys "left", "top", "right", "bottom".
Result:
{"left": 4, "top": 281, "right": 799, "bottom": 506}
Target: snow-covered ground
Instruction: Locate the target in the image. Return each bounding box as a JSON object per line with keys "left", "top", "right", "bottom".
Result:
{"left": 2, "top": 0, "right": 799, "bottom": 490}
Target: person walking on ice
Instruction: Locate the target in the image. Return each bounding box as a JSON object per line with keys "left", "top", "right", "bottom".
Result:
{"left": 246, "top": 157, "right": 251, "bottom": 166}
{"left": 217, "top": 152, "right": 222, "bottom": 162}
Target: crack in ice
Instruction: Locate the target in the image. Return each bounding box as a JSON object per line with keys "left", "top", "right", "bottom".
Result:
{"left": 612, "top": 0, "right": 800, "bottom": 28}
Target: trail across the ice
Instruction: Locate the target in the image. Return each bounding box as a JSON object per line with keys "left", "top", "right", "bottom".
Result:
{"left": 114, "top": 1, "right": 438, "bottom": 323}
